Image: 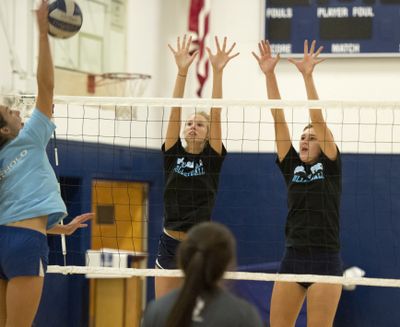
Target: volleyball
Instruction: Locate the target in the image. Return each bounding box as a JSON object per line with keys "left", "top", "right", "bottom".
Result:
{"left": 48, "top": 0, "right": 83, "bottom": 39}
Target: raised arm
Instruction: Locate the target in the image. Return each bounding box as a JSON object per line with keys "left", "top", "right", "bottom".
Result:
{"left": 289, "top": 40, "right": 337, "bottom": 160}
{"left": 35, "top": 0, "right": 54, "bottom": 119}
{"left": 206, "top": 36, "right": 239, "bottom": 154}
{"left": 164, "top": 35, "right": 198, "bottom": 151}
{"left": 253, "top": 40, "right": 291, "bottom": 162}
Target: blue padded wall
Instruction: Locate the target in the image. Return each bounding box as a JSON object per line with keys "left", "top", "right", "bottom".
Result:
{"left": 34, "top": 140, "right": 400, "bottom": 326}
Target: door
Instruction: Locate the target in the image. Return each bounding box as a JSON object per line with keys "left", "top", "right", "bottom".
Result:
{"left": 89, "top": 179, "right": 148, "bottom": 327}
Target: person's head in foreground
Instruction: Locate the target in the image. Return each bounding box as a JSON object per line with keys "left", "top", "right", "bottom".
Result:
{"left": 167, "top": 221, "right": 236, "bottom": 327}
{"left": 142, "top": 222, "right": 264, "bottom": 327}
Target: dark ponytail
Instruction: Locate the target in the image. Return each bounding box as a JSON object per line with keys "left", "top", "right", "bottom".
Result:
{"left": 166, "top": 222, "right": 236, "bottom": 327}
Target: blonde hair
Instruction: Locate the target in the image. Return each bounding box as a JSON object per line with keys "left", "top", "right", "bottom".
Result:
{"left": 195, "top": 111, "right": 210, "bottom": 123}
{"left": 303, "top": 123, "right": 313, "bottom": 131}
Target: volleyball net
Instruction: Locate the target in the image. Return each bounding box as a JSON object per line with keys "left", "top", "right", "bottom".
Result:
{"left": 5, "top": 95, "right": 400, "bottom": 290}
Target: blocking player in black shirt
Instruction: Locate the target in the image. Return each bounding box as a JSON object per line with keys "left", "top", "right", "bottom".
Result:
{"left": 155, "top": 35, "right": 239, "bottom": 298}
{"left": 253, "top": 40, "right": 343, "bottom": 327}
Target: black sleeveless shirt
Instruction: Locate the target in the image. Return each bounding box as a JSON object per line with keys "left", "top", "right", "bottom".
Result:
{"left": 162, "top": 139, "right": 227, "bottom": 232}
{"left": 276, "top": 145, "right": 342, "bottom": 250}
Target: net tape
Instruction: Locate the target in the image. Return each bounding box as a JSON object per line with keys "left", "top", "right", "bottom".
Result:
{"left": 4, "top": 95, "right": 400, "bottom": 110}
{"left": 47, "top": 266, "right": 400, "bottom": 288}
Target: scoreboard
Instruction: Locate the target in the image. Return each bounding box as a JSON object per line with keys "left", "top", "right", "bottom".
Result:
{"left": 265, "top": 0, "right": 400, "bottom": 56}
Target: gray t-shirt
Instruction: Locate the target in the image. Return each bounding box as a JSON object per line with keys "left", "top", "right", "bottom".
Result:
{"left": 141, "top": 288, "right": 263, "bottom": 327}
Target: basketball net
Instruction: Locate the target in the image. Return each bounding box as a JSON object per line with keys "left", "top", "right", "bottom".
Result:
{"left": 87, "top": 73, "right": 151, "bottom": 96}
{"left": 86, "top": 72, "right": 151, "bottom": 120}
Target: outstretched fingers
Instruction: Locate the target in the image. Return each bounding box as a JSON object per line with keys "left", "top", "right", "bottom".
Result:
{"left": 252, "top": 51, "right": 261, "bottom": 62}
{"left": 309, "top": 40, "right": 316, "bottom": 55}
{"left": 256, "top": 40, "right": 273, "bottom": 58}
{"left": 168, "top": 35, "right": 185, "bottom": 54}
{"left": 226, "top": 41, "right": 236, "bottom": 55}
{"left": 226, "top": 42, "right": 239, "bottom": 59}
{"left": 261, "top": 40, "right": 271, "bottom": 55}
{"left": 36, "top": 0, "right": 49, "bottom": 34}
{"left": 304, "top": 39, "right": 324, "bottom": 58}
{"left": 229, "top": 51, "right": 240, "bottom": 60}
{"left": 258, "top": 42, "right": 264, "bottom": 56}
{"left": 177, "top": 36, "right": 181, "bottom": 51}
{"left": 185, "top": 35, "right": 193, "bottom": 51}
{"left": 182, "top": 34, "right": 188, "bottom": 49}
{"left": 314, "top": 45, "right": 324, "bottom": 57}
{"left": 304, "top": 39, "right": 309, "bottom": 55}
{"left": 206, "top": 46, "right": 212, "bottom": 57}
{"left": 74, "top": 212, "right": 94, "bottom": 224}
{"left": 167, "top": 43, "right": 176, "bottom": 54}
{"left": 215, "top": 36, "right": 221, "bottom": 52}
{"left": 221, "top": 36, "right": 227, "bottom": 52}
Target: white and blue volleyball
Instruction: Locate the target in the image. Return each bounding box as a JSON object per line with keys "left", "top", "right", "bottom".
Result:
{"left": 48, "top": 0, "right": 83, "bottom": 39}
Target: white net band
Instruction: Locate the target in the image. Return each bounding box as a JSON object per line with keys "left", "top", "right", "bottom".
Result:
{"left": 6, "top": 94, "right": 400, "bottom": 109}
{"left": 46, "top": 266, "right": 400, "bottom": 288}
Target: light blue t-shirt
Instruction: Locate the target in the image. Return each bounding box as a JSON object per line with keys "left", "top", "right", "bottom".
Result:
{"left": 0, "top": 108, "right": 67, "bottom": 229}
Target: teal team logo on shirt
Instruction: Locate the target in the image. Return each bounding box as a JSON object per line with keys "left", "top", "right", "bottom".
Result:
{"left": 292, "top": 162, "right": 324, "bottom": 183}
{"left": 174, "top": 157, "right": 205, "bottom": 177}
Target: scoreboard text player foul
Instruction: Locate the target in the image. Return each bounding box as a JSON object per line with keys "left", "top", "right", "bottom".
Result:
{"left": 265, "top": 0, "right": 400, "bottom": 56}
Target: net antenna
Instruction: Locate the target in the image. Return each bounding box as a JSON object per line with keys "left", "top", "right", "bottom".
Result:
{"left": 86, "top": 72, "right": 151, "bottom": 120}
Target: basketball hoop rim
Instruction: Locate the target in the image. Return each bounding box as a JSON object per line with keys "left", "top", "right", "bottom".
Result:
{"left": 86, "top": 72, "right": 151, "bottom": 94}
{"left": 98, "top": 72, "right": 151, "bottom": 81}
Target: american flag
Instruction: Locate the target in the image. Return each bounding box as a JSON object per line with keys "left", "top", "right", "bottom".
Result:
{"left": 188, "top": 0, "right": 211, "bottom": 97}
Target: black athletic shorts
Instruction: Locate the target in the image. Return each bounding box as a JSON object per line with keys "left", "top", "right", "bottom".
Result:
{"left": 155, "top": 232, "right": 180, "bottom": 269}
{"left": 279, "top": 247, "right": 343, "bottom": 289}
